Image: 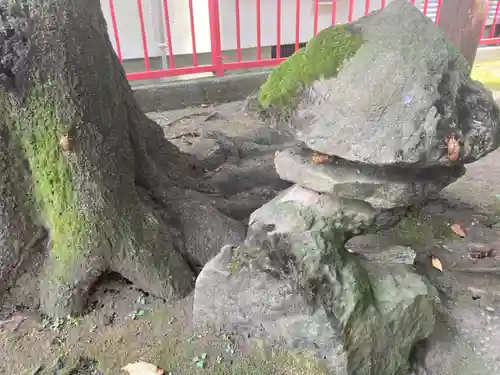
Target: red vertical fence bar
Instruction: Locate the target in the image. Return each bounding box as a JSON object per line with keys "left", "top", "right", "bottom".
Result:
{"left": 235, "top": 0, "right": 242, "bottom": 61}
{"left": 434, "top": 0, "right": 443, "bottom": 24}
{"left": 348, "top": 0, "right": 354, "bottom": 22}
{"left": 162, "top": 0, "right": 175, "bottom": 68}
{"left": 479, "top": 0, "right": 498, "bottom": 45}
{"left": 108, "top": 0, "right": 123, "bottom": 63}
{"left": 276, "top": 0, "right": 282, "bottom": 58}
{"left": 331, "top": 0, "right": 337, "bottom": 24}
{"left": 489, "top": 0, "right": 500, "bottom": 38}
{"left": 136, "top": 0, "right": 150, "bottom": 71}
{"left": 256, "top": 0, "right": 262, "bottom": 60}
{"left": 120, "top": 0, "right": 498, "bottom": 81}
{"left": 208, "top": 0, "right": 224, "bottom": 76}
{"left": 314, "top": 0, "right": 319, "bottom": 35}
{"left": 423, "top": 0, "right": 430, "bottom": 15}
{"left": 188, "top": 0, "right": 198, "bottom": 66}
{"left": 481, "top": 0, "right": 492, "bottom": 42}
{"left": 295, "top": 0, "right": 301, "bottom": 51}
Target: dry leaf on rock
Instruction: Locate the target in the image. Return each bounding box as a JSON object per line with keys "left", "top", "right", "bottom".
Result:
{"left": 121, "top": 361, "right": 164, "bottom": 375}
{"left": 311, "top": 151, "right": 330, "bottom": 164}
{"left": 445, "top": 134, "right": 460, "bottom": 161}
{"left": 431, "top": 256, "right": 443, "bottom": 272}
{"left": 451, "top": 223, "right": 466, "bottom": 237}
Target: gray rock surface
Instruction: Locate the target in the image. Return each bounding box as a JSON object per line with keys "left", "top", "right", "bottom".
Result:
{"left": 205, "top": 154, "right": 291, "bottom": 196}
{"left": 248, "top": 184, "right": 376, "bottom": 236}
{"left": 287, "top": 0, "right": 500, "bottom": 166}
{"left": 182, "top": 136, "right": 238, "bottom": 171}
{"left": 353, "top": 244, "right": 416, "bottom": 265}
{"left": 275, "top": 146, "right": 465, "bottom": 209}
{"left": 194, "top": 186, "right": 439, "bottom": 375}
{"left": 193, "top": 244, "right": 348, "bottom": 374}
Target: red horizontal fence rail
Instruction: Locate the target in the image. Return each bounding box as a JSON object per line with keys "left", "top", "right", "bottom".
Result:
{"left": 104, "top": 0, "right": 500, "bottom": 81}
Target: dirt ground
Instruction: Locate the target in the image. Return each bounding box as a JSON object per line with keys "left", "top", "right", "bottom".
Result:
{"left": 3, "top": 57, "right": 500, "bottom": 374}
{"left": 0, "top": 279, "right": 328, "bottom": 375}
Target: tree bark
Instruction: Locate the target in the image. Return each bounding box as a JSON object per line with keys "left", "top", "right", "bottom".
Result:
{"left": 437, "top": 0, "right": 488, "bottom": 69}
{"left": 0, "top": 0, "right": 247, "bottom": 317}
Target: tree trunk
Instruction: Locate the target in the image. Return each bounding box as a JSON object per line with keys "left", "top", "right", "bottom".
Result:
{"left": 0, "top": 0, "right": 247, "bottom": 317}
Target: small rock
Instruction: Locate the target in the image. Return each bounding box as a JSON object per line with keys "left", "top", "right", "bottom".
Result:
{"left": 468, "top": 287, "right": 485, "bottom": 300}
{"left": 357, "top": 245, "right": 416, "bottom": 265}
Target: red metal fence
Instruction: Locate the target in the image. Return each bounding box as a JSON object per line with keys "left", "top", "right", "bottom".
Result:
{"left": 106, "top": 0, "right": 500, "bottom": 81}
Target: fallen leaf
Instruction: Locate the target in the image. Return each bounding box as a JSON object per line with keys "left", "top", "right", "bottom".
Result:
{"left": 311, "top": 151, "right": 330, "bottom": 165}
{"left": 446, "top": 136, "right": 460, "bottom": 161}
{"left": 451, "top": 223, "right": 466, "bottom": 237}
{"left": 431, "top": 256, "right": 443, "bottom": 272}
{"left": 121, "top": 361, "right": 164, "bottom": 375}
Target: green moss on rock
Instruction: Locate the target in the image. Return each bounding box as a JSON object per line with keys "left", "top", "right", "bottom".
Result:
{"left": 258, "top": 24, "right": 363, "bottom": 114}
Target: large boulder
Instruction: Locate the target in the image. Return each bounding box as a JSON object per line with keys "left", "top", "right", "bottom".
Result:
{"left": 193, "top": 186, "right": 440, "bottom": 375}
{"left": 256, "top": 0, "right": 500, "bottom": 167}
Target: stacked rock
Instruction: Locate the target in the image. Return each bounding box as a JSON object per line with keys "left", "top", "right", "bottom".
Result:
{"left": 193, "top": 2, "right": 500, "bottom": 375}
{"left": 274, "top": 146, "right": 466, "bottom": 229}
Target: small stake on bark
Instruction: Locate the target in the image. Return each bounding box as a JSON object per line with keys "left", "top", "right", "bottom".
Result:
{"left": 59, "top": 135, "right": 74, "bottom": 151}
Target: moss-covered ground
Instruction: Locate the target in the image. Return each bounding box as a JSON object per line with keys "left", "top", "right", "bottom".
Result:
{"left": 387, "top": 213, "right": 454, "bottom": 248}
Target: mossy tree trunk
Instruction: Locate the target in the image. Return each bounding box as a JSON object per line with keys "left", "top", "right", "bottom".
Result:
{"left": 0, "top": 0, "right": 246, "bottom": 317}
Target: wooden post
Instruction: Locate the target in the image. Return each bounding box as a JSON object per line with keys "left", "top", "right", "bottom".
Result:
{"left": 437, "top": 0, "right": 488, "bottom": 70}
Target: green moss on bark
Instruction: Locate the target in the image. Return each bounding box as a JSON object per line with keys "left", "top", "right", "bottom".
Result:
{"left": 258, "top": 24, "right": 363, "bottom": 114}
{"left": 4, "top": 85, "right": 89, "bottom": 279}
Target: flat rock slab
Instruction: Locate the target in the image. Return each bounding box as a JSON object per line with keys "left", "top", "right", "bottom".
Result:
{"left": 274, "top": 146, "right": 465, "bottom": 209}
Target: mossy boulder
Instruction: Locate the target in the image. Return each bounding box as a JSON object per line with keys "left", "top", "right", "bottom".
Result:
{"left": 255, "top": 0, "right": 500, "bottom": 168}
{"left": 256, "top": 24, "right": 363, "bottom": 118}
{"left": 194, "top": 185, "right": 440, "bottom": 375}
